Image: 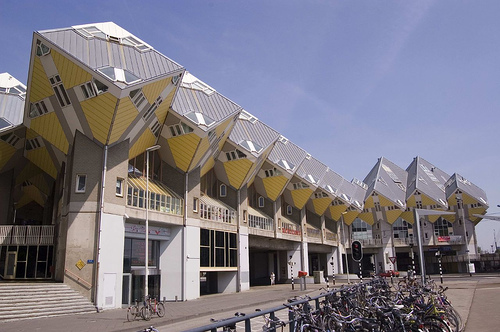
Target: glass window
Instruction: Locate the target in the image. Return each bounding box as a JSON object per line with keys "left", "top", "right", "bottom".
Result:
{"left": 352, "top": 219, "right": 373, "bottom": 240}
{"left": 76, "top": 174, "right": 87, "bottom": 193}
{"left": 116, "top": 178, "right": 124, "bottom": 196}
{"left": 220, "top": 184, "right": 227, "bottom": 197}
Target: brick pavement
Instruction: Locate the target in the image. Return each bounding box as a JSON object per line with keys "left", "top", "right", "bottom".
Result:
{"left": 0, "top": 277, "right": 475, "bottom": 332}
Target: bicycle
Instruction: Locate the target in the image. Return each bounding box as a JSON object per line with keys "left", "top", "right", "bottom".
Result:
{"left": 142, "top": 296, "right": 165, "bottom": 321}
{"left": 127, "top": 299, "right": 145, "bottom": 322}
{"left": 210, "top": 312, "right": 245, "bottom": 332}
{"left": 137, "top": 327, "right": 159, "bottom": 332}
{"left": 256, "top": 308, "right": 287, "bottom": 332}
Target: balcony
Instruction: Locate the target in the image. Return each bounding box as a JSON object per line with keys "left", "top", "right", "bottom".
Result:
{"left": 306, "top": 226, "right": 322, "bottom": 244}
{"left": 127, "top": 176, "right": 183, "bottom": 216}
{"left": 357, "top": 238, "right": 382, "bottom": 248}
{"left": 200, "top": 195, "right": 236, "bottom": 224}
{"left": 280, "top": 219, "right": 301, "bottom": 240}
{"left": 0, "top": 225, "right": 55, "bottom": 245}
{"left": 248, "top": 207, "right": 274, "bottom": 237}
{"left": 325, "top": 230, "right": 338, "bottom": 245}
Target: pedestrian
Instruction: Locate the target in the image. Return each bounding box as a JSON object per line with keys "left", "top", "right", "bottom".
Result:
{"left": 270, "top": 272, "right": 275, "bottom": 285}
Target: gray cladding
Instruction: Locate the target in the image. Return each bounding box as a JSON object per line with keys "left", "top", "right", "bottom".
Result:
{"left": 171, "top": 86, "right": 241, "bottom": 129}
{"left": 0, "top": 93, "right": 24, "bottom": 128}
{"left": 229, "top": 118, "right": 280, "bottom": 156}
{"left": 446, "top": 173, "right": 488, "bottom": 206}
{"left": 364, "top": 157, "right": 407, "bottom": 207}
{"left": 407, "top": 156, "right": 449, "bottom": 207}
{"left": 267, "top": 139, "right": 307, "bottom": 174}
{"left": 319, "top": 169, "right": 345, "bottom": 196}
{"left": 296, "top": 156, "right": 328, "bottom": 187}
{"left": 39, "top": 29, "right": 183, "bottom": 83}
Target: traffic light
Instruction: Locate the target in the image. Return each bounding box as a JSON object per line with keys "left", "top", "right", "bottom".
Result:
{"left": 352, "top": 240, "right": 363, "bottom": 262}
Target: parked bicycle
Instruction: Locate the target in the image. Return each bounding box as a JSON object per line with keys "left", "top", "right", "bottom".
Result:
{"left": 127, "top": 299, "right": 145, "bottom": 322}
{"left": 142, "top": 295, "right": 165, "bottom": 321}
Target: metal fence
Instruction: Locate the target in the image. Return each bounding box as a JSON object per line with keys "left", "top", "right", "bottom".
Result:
{"left": 0, "top": 225, "right": 54, "bottom": 245}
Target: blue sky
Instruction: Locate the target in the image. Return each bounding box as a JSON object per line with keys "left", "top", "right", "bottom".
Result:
{"left": 1, "top": 1, "right": 499, "bottom": 251}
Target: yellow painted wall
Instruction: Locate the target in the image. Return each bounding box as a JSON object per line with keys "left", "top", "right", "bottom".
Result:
{"left": 358, "top": 212, "right": 374, "bottom": 225}
{"left": 328, "top": 204, "right": 348, "bottom": 221}
{"left": 26, "top": 147, "right": 57, "bottom": 179}
{"left": 168, "top": 133, "right": 201, "bottom": 172}
{"left": 400, "top": 211, "right": 415, "bottom": 224}
{"left": 223, "top": 159, "right": 253, "bottom": 189}
{"left": 109, "top": 97, "right": 138, "bottom": 144}
{"left": 30, "top": 112, "right": 69, "bottom": 153}
{"left": 385, "top": 209, "right": 403, "bottom": 224}
{"left": 51, "top": 50, "right": 91, "bottom": 89}
{"left": 343, "top": 210, "right": 359, "bottom": 225}
{"left": 129, "top": 129, "right": 156, "bottom": 160}
{"left": 142, "top": 78, "right": 170, "bottom": 104}
{"left": 262, "top": 175, "right": 288, "bottom": 201}
{"left": 290, "top": 188, "right": 313, "bottom": 210}
{"left": 312, "top": 197, "right": 332, "bottom": 216}
{"left": 80, "top": 92, "right": 118, "bottom": 144}
{"left": 29, "top": 57, "right": 54, "bottom": 103}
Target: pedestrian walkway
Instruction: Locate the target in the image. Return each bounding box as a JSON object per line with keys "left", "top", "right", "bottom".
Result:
{"left": 0, "top": 277, "right": 477, "bottom": 332}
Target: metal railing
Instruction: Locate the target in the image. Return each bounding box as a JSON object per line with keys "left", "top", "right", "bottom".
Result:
{"left": 0, "top": 225, "right": 55, "bottom": 245}
{"left": 200, "top": 202, "right": 236, "bottom": 224}
{"left": 64, "top": 269, "right": 92, "bottom": 289}
{"left": 281, "top": 222, "right": 301, "bottom": 236}
{"left": 248, "top": 214, "right": 274, "bottom": 230}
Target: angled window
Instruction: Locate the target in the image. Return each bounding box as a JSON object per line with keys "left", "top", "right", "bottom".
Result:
{"left": 0, "top": 133, "right": 20, "bottom": 146}
{"left": 292, "top": 182, "right": 309, "bottom": 190}
{"left": 305, "top": 174, "right": 318, "bottom": 184}
{"left": 193, "top": 197, "right": 199, "bottom": 213}
{"left": 168, "top": 122, "right": 193, "bottom": 137}
{"left": 226, "top": 149, "right": 246, "bottom": 161}
{"left": 150, "top": 120, "right": 161, "bottom": 137}
{"left": 49, "top": 75, "right": 71, "bottom": 107}
{"left": 129, "top": 89, "right": 147, "bottom": 110}
{"left": 121, "top": 36, "right": 150, "bottom": 51}
{"left": 36, "top": 40, "right": 50, "bottom": 56}
{"left": 79, "top": 79, "right": 108, "bottom": 100}
{"left": 314, "top": 192, "right": 328, "bottom": 199}
{"left": 98, "top": 66, "right": 141, "bottom": 84}
{"left": 220, "top": 184, "right": 227, "bottom": 197}
{"left": 278, "top": 135, "right": 288, "bottom": 144}
{"left": 75, "top": 26, "right": 107, "bottom": 39}
{"left": 324, "top": 185, "right": 337, "bottom": 195}
{"left": 143, "top": 96, "right": 162, "bottom": 122}
{"left": 258, "top": 196, "right": 265, "bottom": 208}
{"left": 29, "top": 100, "right": 51, "bottom": 118}
{"left": 76, "top": 174, "right": 87, "bottom": 193}
{"left": 25, "top": 137, "right": 43, "bottom": 151}
{"left": 286, "top": 205, "right": 293, "bottom": 215}
{"left": 264, "top": 167, "right": 282, "bottom": 178}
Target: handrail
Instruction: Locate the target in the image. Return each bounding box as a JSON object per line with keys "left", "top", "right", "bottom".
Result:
{"left": 65, "top": 269, "right": 92, "bottom": 289}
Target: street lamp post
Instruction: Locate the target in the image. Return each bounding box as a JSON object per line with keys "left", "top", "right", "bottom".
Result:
{"left": 341, "top": 213, "right": 350, "bottom": 283}
{"left": 145, "top": 145, "right": 161, "bottom": 300}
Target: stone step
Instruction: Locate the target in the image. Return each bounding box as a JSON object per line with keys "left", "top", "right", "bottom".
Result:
{"left": 0, "top": 282, "right": 96, "bottom": 322}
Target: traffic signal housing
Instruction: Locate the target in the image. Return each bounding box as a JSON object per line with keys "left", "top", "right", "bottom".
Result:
{"left": 352, "top": 240, "right": 363, "bottom": 262}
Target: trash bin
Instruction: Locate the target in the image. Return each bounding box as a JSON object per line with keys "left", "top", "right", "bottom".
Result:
{"left": 313, "top": 271, "right": 324, "bottom": 284}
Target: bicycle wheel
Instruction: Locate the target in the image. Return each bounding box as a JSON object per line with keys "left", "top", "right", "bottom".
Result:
{"left": 142, "top": 305, "right": 152, "bottom": 321}
{"left": 425, "top": 316, "right": 452, "bottom": 332}
{"left": 127, "top": 306, "right": 138, "bottom": 322}
{"left": 157, "top": 302, "right": 165, "bottom": 317}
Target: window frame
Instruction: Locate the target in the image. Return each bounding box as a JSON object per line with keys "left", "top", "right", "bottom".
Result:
{"left": 220, "top": 184, "right": 227, "bottom": 197}
{"left": 116, "top": 178, "right": 124, "bottom": 197}
{"left": 76, "top": 174, "right": 87, "bottom": 193}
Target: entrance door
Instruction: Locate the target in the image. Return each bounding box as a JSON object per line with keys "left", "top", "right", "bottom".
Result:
{"left": 4, "top": 251, "right": 17, "bottom": 279}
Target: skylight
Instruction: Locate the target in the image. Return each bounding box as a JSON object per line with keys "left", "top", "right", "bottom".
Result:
{"left": 98, "top": 66, "right": 141, "bottom": 84}
{"left": 238, "top": 110, "right": 258, "bottom": 123}
{"left": 239, "top": 140, "right": 263, "bottom": 153}
{"left": 0, "top": 84, "right": 26, "bottom": 99}
{"left": 185, "top": 111, "right": 215, "bottom": 127}
{"left": 0, "top": 118, "right": 12, "bottom": 130}
{"left": 324, "top": 184, "right": 337, "bottom": 194}
{"left": 277, "top": 159, "right": 295, "bottom": 171}
{"left": 305, "top": 174, "right": 318, "bottom": 184}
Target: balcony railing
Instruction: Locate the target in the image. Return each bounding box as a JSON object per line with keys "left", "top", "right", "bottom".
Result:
{"left": 434, "top": 235, "right": 464, "bottom": 245}
{"left": 248, "top": 214, "right": 274, "bottom": 231}
{"left": 200, "top": 202, "right": 236, "bottom": 224}
{"left": 0, "top": 225, "right": 55, "bottom": 245}
{"left": 281, "top": 221, "right": 301, "bottom": 236}
{"left": 325, "top": 230, "right": 338, "bottom": 242}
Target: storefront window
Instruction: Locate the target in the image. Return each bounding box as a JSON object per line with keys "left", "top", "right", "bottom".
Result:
{"left": 123, "top": 238, "right": 159, "bottom": 273}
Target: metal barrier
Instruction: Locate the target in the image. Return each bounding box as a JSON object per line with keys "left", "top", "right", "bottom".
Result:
{"left": 184, "top": 287, "right": 340, "bottom": 332}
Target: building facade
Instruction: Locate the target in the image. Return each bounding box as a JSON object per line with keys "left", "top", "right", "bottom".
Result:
{"left": 0, "top": 22, "right": 489, "bottom": 310}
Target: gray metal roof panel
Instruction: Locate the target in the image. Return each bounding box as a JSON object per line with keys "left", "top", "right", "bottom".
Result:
{"left": 296, "top": 156, "right": 328, "bottom": 187}
{"left": 407, "top": 156, "right": 449, "bottom": 207}
{"left": 319, "top": 168, "right": 346, "bottom": 197}
{"left": 364, "top": 157, "right": 407, "bottom": 207}
{"left": 171, "top": 86, "right": 241, "bottom": 130}
{"left": 446, "top": 173, "right": 488, "bottom": 207}
{"left": 0, "top": 93, "right": 24, "bottom": 128}
{"left": 229, "top": 116, "right": 280, "bottom": 156}
{"left": 39, "top": 25, "right": 183, "bottom": 83}
{"left": 267, "top": 138, "right": 308, "bottom": 174}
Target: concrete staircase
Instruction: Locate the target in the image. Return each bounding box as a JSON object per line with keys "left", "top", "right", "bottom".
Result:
{"left": 0, "top": 282, "right": 96, "bottom": 322}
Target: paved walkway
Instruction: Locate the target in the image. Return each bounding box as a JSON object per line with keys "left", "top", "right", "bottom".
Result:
{"left": 0, "top": 277, "right": 478, "bottom": 332}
